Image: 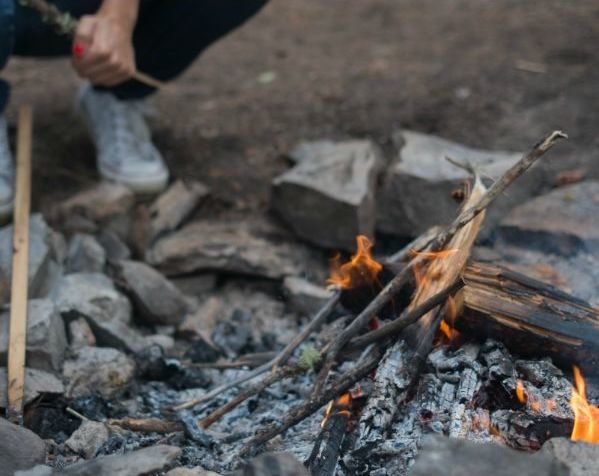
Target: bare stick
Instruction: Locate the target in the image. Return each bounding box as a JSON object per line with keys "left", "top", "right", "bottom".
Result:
{"left": 6, "top": 106, "right": 33, "bottom": 423}
{"left": 200, "top": 364, "right": 304, "bottom": 429}
{"left": 18, "top": 0, "right": 164, "bottom": 89}
{"left": 240, "top": 347, "right": 382, "bottom": 458}
{"left": 384, "top": 226, "right": 441, "bottom": 265}
{"left": 66, "top": 407, "right": 89, "bottom": 421}
{"left": 173, "top": 292, "right": 340, "bottom": 411}
{"left": 108, "top": 417, "right": 182, "bottom": 433}
{"left": 343, "top": 279, "right": 464, "bottom": 352}
{"left": 325, "top": 130, "right": 566, "bottom": 361}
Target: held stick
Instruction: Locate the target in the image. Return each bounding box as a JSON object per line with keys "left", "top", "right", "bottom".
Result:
{"left": 6, "top": 106, "right": 33, "bottom": 423}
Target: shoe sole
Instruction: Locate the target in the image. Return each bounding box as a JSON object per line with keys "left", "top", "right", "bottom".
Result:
{"left": 0, "top": 200, "right": 13, "bottom": 223}
{"left": 99, "top": 165, "right": 169, "bottom": 194}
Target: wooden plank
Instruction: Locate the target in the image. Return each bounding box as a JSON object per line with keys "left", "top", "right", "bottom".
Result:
{"left": 458, "top": 261, "right": 599, "bottom": 374}
{"left": 6, "top": 105, "right": 33, "bottom": 422}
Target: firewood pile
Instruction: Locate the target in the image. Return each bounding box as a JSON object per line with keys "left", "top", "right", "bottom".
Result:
{"left": 2, "top": 129, "right": 599, "bottom": 476}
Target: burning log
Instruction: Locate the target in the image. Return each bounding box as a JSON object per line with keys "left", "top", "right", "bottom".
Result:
{"left": 457, "top": 262, "right": 599, "bottom": 374}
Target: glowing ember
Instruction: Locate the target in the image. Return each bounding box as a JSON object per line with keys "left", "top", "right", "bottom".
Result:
{"left": 570, "top": 366, "right": 599, "bottom": 443}
{"left": 515, "top": 379, "right": 555, "bottom": 413}
{"left": 516, "top": 379, "right": 527, "bottom": 404}
{"left": 321, "top": 392, "right": 353, "bottom": 428}
{"left": 328, "top": 235, "right": 382, "bottom": 289}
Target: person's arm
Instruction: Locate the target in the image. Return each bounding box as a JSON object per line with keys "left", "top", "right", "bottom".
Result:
{"left": 71, "top": 0, "right": 140, "bottom": 86}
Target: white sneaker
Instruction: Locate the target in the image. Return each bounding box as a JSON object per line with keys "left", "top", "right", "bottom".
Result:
{"left": 0, "top": 115, "right": 14, "bottom": 222}
{"left": 79, "top": 84, "right": 169, "bottom": 194}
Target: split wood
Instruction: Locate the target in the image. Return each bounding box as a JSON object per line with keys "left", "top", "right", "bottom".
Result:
{"left": 18, "top": 0, "right": 164, "bottom": 89}
{"left": 6, "top": 106, "right": 33, "bottom": 423}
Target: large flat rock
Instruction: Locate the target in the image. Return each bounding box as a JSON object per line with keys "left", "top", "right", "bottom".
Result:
{"left": 0, "top": 299, "right": 67, "bottom": 372}
{"left": 498, "top": 181, "right": 599, "bottom": 255}
{"left": 146, "top": 218, "right": 317, "bottom": 279}
{"left": 0, "top": 367, "right": 64, "bottom": 407}
{"left": 410, "top": 435, "right": 569, "bottom": 476}
{"left": 272, "top": 140, "right": 383, "bottom": 250}
{"left": 377, "top": 130, "right": 541, "bottom": 237}
{"left": 0, "top": 417, "right": 47, "bottom": 474}
{"left": 542, "top": 437, "right": 599, "bottom": 476}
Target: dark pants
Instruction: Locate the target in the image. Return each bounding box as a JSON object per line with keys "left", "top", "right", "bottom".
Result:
{"left": 0, "top": 0, "right": 268, "bottom": 111}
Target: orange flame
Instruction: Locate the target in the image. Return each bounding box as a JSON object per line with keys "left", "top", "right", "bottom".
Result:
{"left": 321, "top": 392, "right": 353, "bottom": 428}
{"left": 516, "top": 380, "right": 527, "bottom": 404}
{"left": 328, "top": 235, "right": 382, "bottom": 289}
{"left": 515, "top": 379, "right": 556, "bottom": 414}
{"left": 571, "top": 366, "right": 599, "bottom": 443}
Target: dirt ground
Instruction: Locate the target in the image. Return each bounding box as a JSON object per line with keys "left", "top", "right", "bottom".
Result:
{"left": 4, "top": 0, "right": 599, "bottom": 214}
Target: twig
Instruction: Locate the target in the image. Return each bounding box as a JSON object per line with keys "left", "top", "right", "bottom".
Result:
{"left": 384, "top": 226, "right": 441, "bottom": 265}
{"left": 6, "top": 106, "right": 33, "bottom": 423}
{"left": 66, "top": 407, "right": 89, "bottom": 421}
{"left": 108, "top": 417, "right": 182, "bottom": 433}
{"left": 240, "top": 346, "right": 382, "bottom": 458}
{"left": 343, "top": 279, "right": 464, "bottom": 352}
{"left": 173, "top": 292, "right": 340, "bottom": 411}
{"left": 199, "top": 364, "right": 304, "bottom": 429}
{"left": 18, "top": 0, "right": 164, "bottom": 89}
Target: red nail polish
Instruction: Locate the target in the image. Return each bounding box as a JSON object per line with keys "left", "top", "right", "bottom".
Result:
{"left": 73, "top": 42, "right": 86, "bottom": 58}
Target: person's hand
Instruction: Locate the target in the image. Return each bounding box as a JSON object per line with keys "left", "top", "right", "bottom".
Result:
{"left": 71, "top": 14, "right": 136, "bottom": 87}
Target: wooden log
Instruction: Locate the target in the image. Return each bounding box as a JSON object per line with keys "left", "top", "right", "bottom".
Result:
{"left": 6, "top": 106, "right": 33, "bottom": 423}
{"left": 458, "top": 262, "right": 599, "bottom": 374}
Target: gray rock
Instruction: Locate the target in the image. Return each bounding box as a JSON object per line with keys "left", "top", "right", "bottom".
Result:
{"left": 66, "top": 234, "right": 106, "bottom": 274}
{"left": 0, "top": 417, "right": 47, "bottom": 474}
{"left": 146, "top": 219, "right": 314, "bottom": 279}
{"left": 498, "top": 181, "right": 599, "bottom": 256}
{"left": 0, "top": 368, "right": 64, "bottom": 407}
{"left": 52, "top": 273, "right": 146, "bottom": 352}
{"left": 287, "top": 139, "right": 337, "bottom": 164}
{"left": 49, "top": 183, "right": 134, "bottom": 226}
{"left": 234, "top": 452, "right": 309, "bottom": 476}
{"left": 95, "top": 230, "right": 131, "bottom": 262}
{"left": 0, "top": 215, "right": 56, "bottom": 306}
{"left": 67, "top": 317, "right": 96, "bottom": 350}
{"left": 148, "top": 180, "right": 209, "bottom": 241}
{"left": 15, "top": 465, "right": 53, "bottom": 476}
{"left": 65, "top": 420, "right": 110, "bottom": 459}
{"left": 170, "top": 274, "right": 217, "bottom": 297}
{"left": 62, "top": 346, "right": 135, "bottom": 399}
{"left": 166, "top": 469, "right": 221, "bottom": 476}
{"left": 0, "top": 299, "right": 67, "bottom": 372}
{"left": 283, "top": 276, "right": 334, "bottom": 316}
{"left": 376, "top": 130, "right": 540, "bottom": 237}
{"left": 59, "top": 444, "right": 181, "bottom": 476}
{"left": 272, "top": 140, "right": 383, "bottom": 250}
{"left": 112, "top": 260, "right": 188, "bottom": 326}
{"left": 542, "top": 437, "right": 599, "bottom": 476}
{"left": 410, "top": 435, "right": 569, "bottom": 476}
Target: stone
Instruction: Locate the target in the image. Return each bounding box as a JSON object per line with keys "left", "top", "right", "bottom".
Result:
{"left": 146, "top": 218, "right": 315, "bottom": 279}
{"left": 376, "top": 130, "right": 541, "bottom": 237}
{"left": 542, "top": 437, "right": 599, "bottom": 476}
{"left": 0, "top": 299, "right": 67, "bottom": 372}
{"left": 68, "top": 318, "right": 96, "bottom": 350}
{"left": 171, "top": 274, "right": 217, "bottom": 297}
{"left": 498, "top": 181, "right": 599, "bottom": 256}
{"left": 95, "top": 230, "right": 131, "bottom": 262}
{"left": 0, "top": 417, "right": 47, "bottom": 474}
{"left": 282, "top": 276, "right": 334, "bottom": 316}
{"left": 65, "top": 420, "right": 110, "bottom": 459}
{"left": 148, "top": 180, "right": 209, "bottom": 241}
{"left": 62, "top": 346, "right": 135, "bottom": 399}
{"left": 112, "top": 260, "right": 188, "bottom": 326}
{"left": 233, "top": 452, "right": 309, "bottom": 476}
{"left": 167, "top": 468, "right": 221, "bottom": 476}
{"left": 65, "top": 234, "right": 106, "bottom": 274}
{"left": 49, "top": 182, "right": 134, "bottom": 227}
{"left": 59, "top": 444, "right": 181, "bottom": 475}
{"left": 287, "top": 139, "right": 337, "bottom": 164}
{"left": 0, "top": 214, "right": 56, "bottom": 306}
{"left": 410, "top": 435, "right": 569, "bottom": 476}
{"left": 272, "top": 139, "right": 383, "bottom": 250}
{"left": 52, "top": 273, "right": 146, "bottom": 352}
{"left": 0, "top": 367, "right": 64, "bottom": 408}
{"left": 15, "top": 466, "right": 53, "bottom": 476}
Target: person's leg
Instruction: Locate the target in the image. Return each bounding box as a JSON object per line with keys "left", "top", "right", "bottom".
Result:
{"left": 108, "top": 0, "right": 270, "bottom": 99}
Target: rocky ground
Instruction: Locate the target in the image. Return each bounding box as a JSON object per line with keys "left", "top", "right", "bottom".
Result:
{"left": 1, "top": 0, "right": 599, "bottom": 475}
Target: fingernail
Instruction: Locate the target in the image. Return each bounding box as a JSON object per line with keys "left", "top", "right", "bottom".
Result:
{"left": 72, "top": 42, "right": 86, "bottom": 58}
